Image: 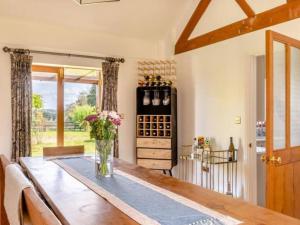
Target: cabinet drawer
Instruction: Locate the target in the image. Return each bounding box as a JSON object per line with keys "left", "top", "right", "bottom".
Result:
{"left": 136, "top": 138, "right": 171, "bottom": 148}
{"left": 137, "top": 159, "right": 172, "bottom": 170}
{"left": 137, "top": 148, "right": 171, "bottom": 159}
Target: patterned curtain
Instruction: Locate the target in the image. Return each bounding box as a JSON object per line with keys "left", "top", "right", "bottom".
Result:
{"left": 101, "top": 61, "right": 120, "bottom": 158}
{"left": 10, "top": 53, "right": 33, "bottom": 162}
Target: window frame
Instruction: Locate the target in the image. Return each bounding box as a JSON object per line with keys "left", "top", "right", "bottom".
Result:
{"left": 31, "top": 65, "right": 101, "bottom": 147}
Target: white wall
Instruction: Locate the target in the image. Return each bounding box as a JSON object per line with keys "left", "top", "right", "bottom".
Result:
{"left": 0, "top": 15, "right": 160, "bottom": 162}
{"left": 0, "top": 51, "right": 12, "bottom": 159}
{"left": 161, "top": 1, "right": 300, "bottom": 201}
{"left": 173, "top": 39, "right": 251, "bottom": 199}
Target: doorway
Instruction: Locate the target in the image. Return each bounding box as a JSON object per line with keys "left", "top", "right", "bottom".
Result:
{"left": 264, "top": 30, "right": 300, "bottom": 218}
{"left": 251, "top": 30, "right": 300, "bottom": 218}
{"left": 255, "top": 54, "right": 266, "bottom": 208}
{"left": 31, "top": 65, "right": 101, "bottom": 156}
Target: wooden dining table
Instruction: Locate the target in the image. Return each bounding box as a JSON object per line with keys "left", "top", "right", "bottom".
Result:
{"left": 20, "top": 157, "right": 300, "bottom": 225}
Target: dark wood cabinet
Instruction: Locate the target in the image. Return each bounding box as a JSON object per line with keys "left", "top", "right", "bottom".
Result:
{"left": 136, "top": 87, "right": 177, "bottom": 174}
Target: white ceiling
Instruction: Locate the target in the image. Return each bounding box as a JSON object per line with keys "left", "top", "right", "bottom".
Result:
{"left": 0, "top": 0, "right": 192, "bottom": 41}
{"left": 0, "top": 0, "right": 288, "bottom": 42}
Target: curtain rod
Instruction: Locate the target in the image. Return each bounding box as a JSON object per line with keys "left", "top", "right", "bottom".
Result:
{"left": 2, "top": 47, "right": 125, "bottom": 63}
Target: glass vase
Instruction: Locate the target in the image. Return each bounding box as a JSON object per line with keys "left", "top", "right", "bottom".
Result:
{"left": 143, "top": 90, "right": 150, "bottom": 105}
{"left": 95, "top": 140, "right": 114, "bottom": 177}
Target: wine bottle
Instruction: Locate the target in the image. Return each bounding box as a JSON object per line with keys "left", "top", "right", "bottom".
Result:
{"left": 152, "top": 124, "right": 157, "bottom": 129}
{"left": 159, "top": 123, "right": 163, "bottom": 129}
{"left": 159, "top": 116, "right": 164, "bottom": 122}
{"left": 145, "top": 131, "right": 150, "bottom": 136}
{"left": 153, "top": 117, "right": 157, "bottom": 122}
{"left": 228, "top": 137, "right": 235, "bottom": 161}
{"left": 146, "top": 124, "right": 150, "bottom": 129}
{"left": 139, "top": 117, "right": 143, "bottom": 122}
{"left": 139, "top": 123, "right": 144, "bottom": 129}
{"left": 166, "top": 124, "right": 170, "bottom": 129}
{"left": 152, "top": 131, "right": 157, "bottom": 136}
{"left": 139, "top": 131, "right": 144, "bottom": 136}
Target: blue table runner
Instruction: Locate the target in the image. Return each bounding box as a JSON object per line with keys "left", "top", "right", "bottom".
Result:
{"left": 54, "top": 157, "right": 238, "bottom": 225}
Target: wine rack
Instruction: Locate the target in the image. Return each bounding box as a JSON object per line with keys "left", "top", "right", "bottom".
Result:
{"left": 136, "top": 86, "right": 177, "bottom": 176}
{"left": 137, "top": 60, "right": 176, "bottom": 87}
{"left": 137, "top": 115, "right": 172, "bottom": 138}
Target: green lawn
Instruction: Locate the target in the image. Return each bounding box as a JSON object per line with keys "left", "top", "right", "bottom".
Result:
{"left": 32, "top": 131, "right": 95, "bottom": 156}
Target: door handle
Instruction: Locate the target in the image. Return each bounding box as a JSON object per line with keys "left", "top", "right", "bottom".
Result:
{"left": 269, "top": 155, "right": 282, "bottom": 165}
{"left": 260, "top": 154, "right": 269, "bottom": 163}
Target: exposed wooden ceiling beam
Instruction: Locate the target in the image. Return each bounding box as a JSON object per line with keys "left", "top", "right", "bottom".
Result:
{"left": 235, "top": 0, "right": 255, "bottom": 17}
{"left": 176, "top": 0, "right": 211, "bottom": 46}
{"left": 175, "top": 1, "right": 300, "bottom": 54}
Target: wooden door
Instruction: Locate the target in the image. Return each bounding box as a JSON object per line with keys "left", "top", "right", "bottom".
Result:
{"left": 265, "top": 30, "right": 300, "bottom": 218}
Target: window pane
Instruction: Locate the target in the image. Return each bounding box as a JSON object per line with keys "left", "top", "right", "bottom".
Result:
{"left": 31, "top": 72, "right": 57, "bottom": 156}
{"left": 64, "top": 82, "right": 98, "bottom": 155}
{"left": 291, "top": 47, "right": 300, "bottom": 146}
{"left": 273, "top": 42, "right": 286, "bottom": 150}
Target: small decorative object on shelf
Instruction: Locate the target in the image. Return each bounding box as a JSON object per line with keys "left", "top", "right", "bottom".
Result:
{"left": 85, "top": 111, "right": 122, "bottom": 177}
{"left": 198, "top": 136, "right": 205, "bottom": 149}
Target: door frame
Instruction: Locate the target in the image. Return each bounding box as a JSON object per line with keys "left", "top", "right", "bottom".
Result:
{"left": 32, "top": 65, "right": 64, "bottom": 146}
{"left": 265, "top": 30, "right": 300, "bottom": 215}
{"left": 266, "top": 30, "right": 300, "bottom": 163}
{"left": 32, "top": 65, "right": 101, "bottom": 147}
{"left": 245, "top": 55, "right": 258, "bottom": 204}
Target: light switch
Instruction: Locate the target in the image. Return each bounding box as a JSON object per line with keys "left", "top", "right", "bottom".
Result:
{"left": 235, "top": 116, "right": 241, "bottom": 124}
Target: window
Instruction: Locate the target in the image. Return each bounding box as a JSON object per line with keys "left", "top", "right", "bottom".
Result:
{"left": 31, "top": 65, "right": 101, "bottom": 156}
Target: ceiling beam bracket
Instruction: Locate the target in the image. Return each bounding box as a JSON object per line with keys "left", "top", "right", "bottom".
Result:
{"left": 175, "top": 0, "right": 300, "bottom": 54}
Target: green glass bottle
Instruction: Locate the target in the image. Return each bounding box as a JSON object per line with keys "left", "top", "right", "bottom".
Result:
{"left": 228, "top": 137, "right": 235, "bottom": 161}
